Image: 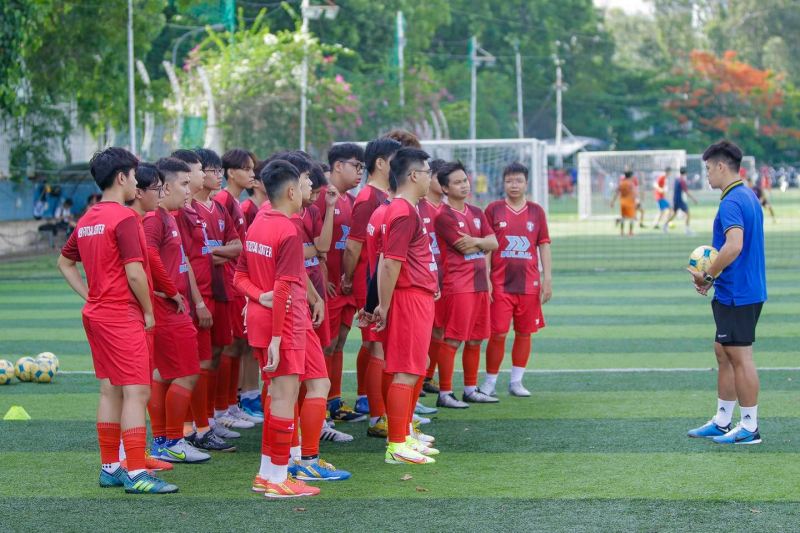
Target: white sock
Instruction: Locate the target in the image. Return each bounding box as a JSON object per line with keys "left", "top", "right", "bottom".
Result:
{"left": 118, "top": 440, "right": 126, "bottom": 460}
{"left": 740, "top": 405, "right": 758, "bottom": 432}
{"left": 464, "top": 385, "right": 477, "bottom": 395}
{"left": 208, "top": 418, "right": 216, "bottom": 428}
{"left": 369, "top": 416, "right": 380, "bottom": 426}
{"left": 127, "top": 469, "right": 146, "bottom": 478}
{"left": 269, "top": 463, "right": 288, "bottom": 484}
{"left": 357, "top": 394, "right": 367, "bottom": 400}
{"left": 259, "top": 454, "right": 273, "bottom": 479}
{"left": 484, "top": 374, "right": 498, "bottom": 387}
{"left": 102, "top": 461, "right": 121, "bottom": 474}
{"left": 712, "top": 399, "right": 736, "bottom": 427}
{"left": 439, "top": 390, "right": 453, "bottom": 398}
{"left": 510, "top": 366, "right": 525, "bottom": 383}
{"left": 241, "top": 389, "right": 260, "bottom": 401}
{"left": 214, "top": 409, "right": 227, "bottom": 418}
{"left": 290, "top": 445, "right": 301, "bottom": 461}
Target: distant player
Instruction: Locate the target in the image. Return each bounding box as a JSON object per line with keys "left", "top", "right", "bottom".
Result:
{"left": 57, "top": 147, "right": 177, "bottom": 493}
{"left": 750, "top": 174, "right": 776, "bottom": 223}
{"left": 610, "top": 171, "right": 636, "bottom": 237}
{"left": 652, "top": 167, "right": 671, "bottom": 229}
{"left": 687, "top": 140, "right": 767, "bottom": 445}
{"left": 663, "top": 166, "right": 698, "bottom": 235}
{"left": 481, "top": 162, "right": 552, "bottom": 398}
{"left": 434, "top": 161, "right": 499, "bottom": 407}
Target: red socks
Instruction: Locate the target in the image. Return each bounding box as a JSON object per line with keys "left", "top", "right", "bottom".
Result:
{"left": 462, "top": 343, "right": 481, "bottom": 387}
{"left": 215, "top": 355, "right": 233, "bottom": 411}
{"left": 227, "top": 355, "right": 240, "bottom": 407}
{"left": 386, "top": 382, "right": 413, "bottom": 444}
{"left": 329, "top": 350, "right": 343, "bottom": 399}
{"left": 511, "top": 335, "right": 532, "bottom": 368}
{"left": 166, "top": 383, "right": 193, "bottom": 441}
{"left": 381, "top": 370, "right": 393, "bottom": 408}
{"left": 486, "top": 335, "right": 506, "bottom": 375}
{"left": 437, "top": 343, "right": 457, "bottom": 392}
{"left": 147, "top": 380, "right": 168, "bottom": 439}
{"left": 356, "top": 345, "right": 370, "bottom": 397}
{"left": 409, "top": 377, "right": 423, "bottom": 426}
{"left": 96, "top": 422, "right": 121, "bottom": 464}
{"left": 121, "top": 426, "right": 147, "bottom": 471}
{"left": 426, "top": 338, "right": 441, "bottom": 379}
{"left": 300, "top": 397, "right": 326, "bottom": 457}
{"left": 261, "top": 392, "right": 272, "bottom": 456}
{"left": 366, "top": 356, "right": 386, "bottom": 418}
{"left": 268, "top": 415, "right": 295, "bottom": 466}
{"left": 205, "top": 368, "right": 218, "bottom": 420}
{"left": 291, "top": 404, "right": 301, "bottom": 448}
{"left": 191, "top": 369, "right": 210, "bottom": 432}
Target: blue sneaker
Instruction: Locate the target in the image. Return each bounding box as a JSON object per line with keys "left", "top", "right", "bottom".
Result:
{"left": 150, "top": 439, "right": 169, "bottom": 460}
{"left": 712, "top": 424, "right": 762, "bottom": 445}
{"left": 241, "top": 396, "right": 264, "bottom": 419}
{"left": 354, "top": 396, "right": 370, "bottom": 415}
{"left": 99, "top": 466, "right": 128, "bottom": 488}
{"left": 123, "top": 470, "right": 179, "bottom": 494}
{"left": 287, "top": 460, "right": 300, "bottom": 478}
{"left": 293, "top": 458, "right": 352, "bottom": 481}
{"left": 328, "top": 398, "right": 367, "bottom": 423}
{"left": 687, "top": 420, "right": 731, "bottom": 439}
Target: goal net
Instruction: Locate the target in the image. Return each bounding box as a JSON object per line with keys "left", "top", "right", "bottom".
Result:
{"left": 577, "top": 150, "right": 687, "bottom": 219}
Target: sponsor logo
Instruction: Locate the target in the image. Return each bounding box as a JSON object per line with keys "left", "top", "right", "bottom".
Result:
{"left": 464, "top": 251, "right": 486, "bottom": 261}
{"left": 335, "top": 225, "right": 350, "bottom": 250}
{"left": 458, "top": 221, "right": 465, "bottom": 228}
{"left": 423, "top": 217, "right": 431, "bottom": 224}
{"left": 77, "top": 224, "right": 105, "bottom": 238}
{"left": 367, "top": 223, "right": 375, "bottom": 236}
{"left": 246, "top": 240, "right": 273, "bottom": 258}
{"left": 171, "top": 230, "right": 179, "bottom": 238}
{"left": 500, "top": 236, "right": 532, "bottom": 259}
{"left": 498, "top": 221, "right": 507, "bottom": 228}
{"left": 218, "top": 219, "right": 225, "bottom": 231}
{"left": 304, "top": 256, "right": 320, "bottom": 268}
{"left": 334, "top": 208, "right": 340, "bottom": 215}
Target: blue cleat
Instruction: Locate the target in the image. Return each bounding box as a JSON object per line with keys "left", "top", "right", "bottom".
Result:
{"left": 241, "top": 396, "right": 264, "bottom": 420}
{"left": 124, "top": 470, "right": 179, "bottom": 494}
{"left": 99, "top": 466, "right": 128, "bottom": 488}
{"left": 150, "top": 439, "right": 169, "bottom": 461}
{"left": 287, "top": 460, "right": 300, "bottom": 478}
{"left": 354, "top": 396, "right": 370, "bottom": 415}
{"left": 687, "top": 420, "right": 731, "bottom": 439}
{"left": 293, "top": 458, "right": 352, "bottom": 481}
{"left": 328, "top": 398, "right": 367, "bottom": 423}
{"left": 712, "top": 424, "right": 762, "bottom": 445}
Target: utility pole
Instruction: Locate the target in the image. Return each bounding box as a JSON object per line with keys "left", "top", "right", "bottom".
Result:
{"left": 396, "top": 11, "right": 405, "bottom": 108}
{"left": 299, "top": 0, "right": 310, "bottom": 151}
{"left": 513, "top": 40, "right": 524, "bottom": 139}
{"left": 554, "top": 52, "right": 565, "bottom": 169}
{"left": 469, "top": 36, "right": 495, "bottom": 173}
{"left": 127, "top": 0, "right": 136, "bottom": 154}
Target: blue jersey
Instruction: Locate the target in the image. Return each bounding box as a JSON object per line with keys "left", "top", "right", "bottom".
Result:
{"left": 711, "top": 181, "right": 767, "bottom": 306}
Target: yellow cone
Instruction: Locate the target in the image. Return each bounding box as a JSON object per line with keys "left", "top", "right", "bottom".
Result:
{"left": 3, "top": 406, "right": 31, "bottom": 421}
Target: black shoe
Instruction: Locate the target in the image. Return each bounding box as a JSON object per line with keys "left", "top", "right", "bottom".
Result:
{"left": 422, "top": 378, "right": 440, "bottom": 394}
{"left": 193, "top": 430, "right": 237, "bottom": 452}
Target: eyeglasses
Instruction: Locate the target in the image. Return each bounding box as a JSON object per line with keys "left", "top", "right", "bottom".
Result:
{"left": 203, "top": 168, "right": 224, "bottom": 175}
{"left": 408, "top": 168, "right": 433, "bottom": 178}
{"left": 144, "top": 184, "right": 164, "bottom": 196}
{"left": 343, "top": 160, "right": 365, "bottom": 174}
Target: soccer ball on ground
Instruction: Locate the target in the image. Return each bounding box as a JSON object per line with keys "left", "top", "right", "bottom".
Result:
{"left": 688, "top": 245, "right": 718, "bottom": 273}
{"left": 15, "top": 357, "right": 39, "bottom": 382}
{"left": 0, "top": 359, "right": 14, "bottom": 385}
{"left": 36, "top": 352, "right": 59, "bottom": 373}
{"left": 34, "top": 360, "right": 56, "bottom": 383}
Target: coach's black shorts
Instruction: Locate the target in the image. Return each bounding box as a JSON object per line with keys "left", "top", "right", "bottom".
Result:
{"left": 712, "top": 300, "right": 763, "bottom": 347}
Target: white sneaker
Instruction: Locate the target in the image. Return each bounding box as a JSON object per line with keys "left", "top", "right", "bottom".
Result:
{"left": 215, "top": 413, "right": 254, "bottom": 430}
{"left": 478, "top": 381, "right": 497, "bottom": 397}
{"left": 412, "top": 413, "right": 431, "bottom": 425}
{"left": 508, "top": 381, "right": 531, "bottom": 397}
{"left": 163, "top": 438, "right": 211, "bottom": 463}
{"left": 212, "top": 423, "right": 241, "bottom": 439}
{"left": 463, "top": 389, "right": 500, "bottom": 403}
{"left": 406, "top": 436, "right": 439, "bottom": 456}
{"left": 685, "top": 228, "right": 695, "bottom": 236}
{"left": 228, "top": 405, "right": 263, "bottom": 424}
{"left": 320, "top": 425, "right": 354, "bottom": 443}
{"left": 411, "top": 425, "right": 435, "bottom": 444}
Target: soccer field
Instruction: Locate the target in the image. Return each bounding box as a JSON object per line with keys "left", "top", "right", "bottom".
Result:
{"left": 1, "top": 251, "right": 798, "bottom": 532}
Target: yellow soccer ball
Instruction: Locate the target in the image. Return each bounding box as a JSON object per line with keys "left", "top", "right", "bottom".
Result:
{"left": 36, "top": 352, "right": 59, "bottom": 373}
{"left": 15, "top": 357, "right": 39, "bottom": 382}
{"left": 688, "top": 245, "right": 718, "bottom": 273}
{"left": 0, "top": 359, "right": 14, "bottom": 385}
{"left": 34, "top": 360, "right": 56, "bottom": 383}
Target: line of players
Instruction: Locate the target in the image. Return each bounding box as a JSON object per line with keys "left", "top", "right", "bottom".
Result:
{"left": 57, "top": 129, "right": 552, "bottom": 498}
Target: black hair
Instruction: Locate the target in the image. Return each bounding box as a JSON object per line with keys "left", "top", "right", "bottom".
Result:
{"left": 170, "top": 149, "right": 201, "bottom": 165}
{"left": 679, "top": 166, "right": 687, "bottom": 174}
{"left": 284, "top": 151, "right": 312, "bottom": 175}
{"left": 156, "top": 157, "right": 191, "bottom": 182}
{"left": 310, "top": 163, "right": 327, "bottom": 189}
{"left": 365, "top": 138, "right": 402, "bottom": 174}
{"left": 702, "top": 140, "right": 742, "bottom": 172}
{"left": 389, "top": 148, "right": 430, "bottom": 189}
{"left": 502, "top": 161, "right": 529, "bottom": 181}
{"left": 327, "top": 143, "right": 364, "bottom": 168}
{"left": 89, "top": 147, "right": 139, "bottom": 191}
{"left": 320, "top": 163, "right": 330, "bottom": 173}
{"left": 436, "top": 160, "right": 467, "bottom": 188}
{"left": 134, "top": 163, "right": 164, "bottom": 190}
{"left": 195, "top": 148, "right": 222, "bottom": 170}
{"left": 261, "top": 160, "right": 300, "bottom": 203}
{"left": 222, "top": 148, "right": 254, "bottom": 179}
{"left": 430, "top": 159, "right": 446, "bottom": 178}
{"left": 624, "top": 170, "right": 633, "bottom": 178}
{"left": 63, "top": 198, "right": 74, "bottom": 207}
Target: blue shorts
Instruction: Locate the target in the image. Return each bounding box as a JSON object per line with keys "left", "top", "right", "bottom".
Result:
{"left": 673, "top": 199, "right": 689, "bottom": 213}
{"left": 657, "top": 199, "right": 669, "bottom": 210}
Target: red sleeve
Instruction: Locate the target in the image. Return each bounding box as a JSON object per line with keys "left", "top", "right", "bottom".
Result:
{"left": 115, "top": 216, "right": 144, "bottom": 264}
{"left": 434, "top": 209, "right": 461, "bottom": 247}
{"left": 233, "top": 269, "right": 262, "bottom": 302}
{"left": 222, "top": 208, "right": 239, "bottom": 244}
{"left": 61, "top": 230, "right": 80, "bottom": 261}
{"left": 142, "top": 214, "right": 163, "bottom": 249}
{"left": 384, "top": 210, "right": 413, "bottom": 262}
{"left": 147, "top": 247, "right": 178, "bottom": 297}
{"left": 275, "top": 232, "right": 303, "bottom": 282}
{"left": 312, "top": 187, "right": 326, "bottom": 212}
{"left": 478, "top": 210, "right": 493, "bottom": 238}
{"left": 349, "top": 196, "right": 374, "bottom": 242}
{"left": 536, "top": 206, "right": 551, "bottom": 245}
{"left": 271, "top": 279, "right": 291, "bottom": 338}
{"left": 484, "top": 204, "right": 496, "bottom": 228}
{"left": 312, "top": 207, "right": 323, "bottom": 238}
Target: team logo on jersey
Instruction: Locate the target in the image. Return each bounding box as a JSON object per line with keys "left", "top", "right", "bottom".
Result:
{"left": 218, "top": 219, "right": 225, "bottom": 231}
{"left": 527, "top": 221, "right": 534, "bottom": 231}
{"left": 335, "top": 208, "right": 340, "bottom": 215}
{"left": 423, "top": 217, "right": 431, "bottom": 224}
{"left": 473, "top": 218, "right": 481, "bottom": 229}
{"left": 172, "top": 230, "right": 179, "bottom": 238}
{"left": 458, "top": 221, "right": 465, "bottom": 228}
{"left": 335, "top": 225, "right": 350, "bottom": 250}
{"left": 500, "top": 236, "right": 532, "bottom": 259}
{"left": 367, "top": 223, "right": 376, "bottom": 236}
{"left": 498, "top": 221, "right": 507, "bottom": 228}
{"left": 238, "top": 217, "right": 244, "bottom": 225}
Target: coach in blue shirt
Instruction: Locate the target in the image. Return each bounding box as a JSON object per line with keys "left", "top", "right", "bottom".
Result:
{"left": 687, "top": 140, "right": 767, "bottom": 445}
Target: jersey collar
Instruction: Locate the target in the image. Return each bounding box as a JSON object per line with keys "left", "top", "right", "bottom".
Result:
{"left": 720, "top": 180, "right": 744, "bottom": 200}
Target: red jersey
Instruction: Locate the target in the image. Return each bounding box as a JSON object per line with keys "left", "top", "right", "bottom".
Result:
{"left": 417, "top": 198, "right": 444, "bottom": 285}
{"left": 193, "top": 198, "right": 238, "bottom": 302}
{"left": 241, "top": 197, "right": 263, "bottom": 228}
{"left": 484, "top": 200, "right": 550, "bottom": 295}
{"left": 349, "top": 184, "right": 388, "bottom": 302}
{"left": 211, "top": 189, "right": 245, "bottom": 301}
{"left": 365, "top": 201, "right": 390, "bottom": 279}
{"left": 174, "top": 204, "right": 212, "bottom": 299}
{"left": 61, "top": 202, "right": 150, "bottom": 321}
{"left": 383, "top": 197, "right": 438, "bottom": 294}
{"left": 237, "top": 210, "right": 309, "bottom": 349}
{"left": 301, "top": 205, "right": 325, "bottom": 299}
{"left": 312, "top": 185, "right": 355, "bottom": 294}
{"left": 143, "top": 207, "right": 192, "bottom": 321}
{"left": 435, "top": 203, "right": 493, "bottom": 294}
{"left": 654, "top": 175, "right": 667, "bottom": 201}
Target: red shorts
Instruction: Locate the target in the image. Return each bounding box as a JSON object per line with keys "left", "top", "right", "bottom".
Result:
{"left": 385, "top": 288, "right": 435, "bottom": 376}
{"left": 229, "top": 294, "right": 247, "bottom": 340}
{"left": 82, "top": 315, "right": 150, "bottom": 386}
{"left": 146, "top": 329, "right": 155, "bottom": 376}
{"left": 153, "top": 319, "right": 200, "bottom": 380}
{"left": 313, "top": 299, "right": 331, "bottom": 349}
{"left": 193, "top": 297, "right": 214, "bottom": 362}
{"left": 211, "top": 299, "right": 232, "bottom": 347}
{"left": 490, "top": 291, "right": 546, "bottom": 335}
{"left": 254, "top": 328, "right": 327, "bottom": 381}
{"left": 327, "top": 295, "right": 355, "bottom": 345}
{"left": 433, "top": 297, "right": 446, "bottom": 330}
{"left": 442, "top": 292, "right": 491, "bottom": 342}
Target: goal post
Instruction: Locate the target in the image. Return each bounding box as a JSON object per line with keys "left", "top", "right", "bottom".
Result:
{"left": 577, "top": 150, "right": 687, "bottom": 219}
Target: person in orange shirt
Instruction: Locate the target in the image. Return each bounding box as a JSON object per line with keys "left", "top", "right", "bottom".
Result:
{"left": 611, "top": 171, "right": 636, "bottom": 237}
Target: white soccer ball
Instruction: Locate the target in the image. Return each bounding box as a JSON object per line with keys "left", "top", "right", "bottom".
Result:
{"left": 15, "top": 357, "right": 39, "bottom": 382}
{"left": 36, "top": 352, "right": 59, "bottom": 373}
{"left": 34, "top": 360, "right": 56, "bottom": 383}
{"left": 0, "top": 359, "right": 14, "bottom": 385}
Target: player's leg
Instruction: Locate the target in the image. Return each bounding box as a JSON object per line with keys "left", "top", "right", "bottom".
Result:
{"left": 354, "top": 337, "right": 371, "bottom": 415}
{"left": 423, "top": 326, "right": 443, "bottom": 394}
{"left": 436, "top": 293, "right": 469, "bottom": 408}
{"left": 239, "top": 350, "right": 263, "bottom": 418}
{"left": 713, "top": 343, "right": 761, "bottom": 444}
{"left": 97, "top": 379, "right": 126, "bottom": 487}
{"left": 225, "top": 337, "right": 261, "bottom": 424}
{"left": 482, "top": 291, "right": 514, "bottom": 397}
{"left": 463, "top": 292, "right": 496, "bottom": 403}
{"left": 328, "top": 308, "right": 365, "bottom": 423}
{"left": 366, "top": 341, "right": 388, "bottom": 437}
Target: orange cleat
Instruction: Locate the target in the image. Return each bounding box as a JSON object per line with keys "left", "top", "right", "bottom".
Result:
{"left": 263, "top": 476, "right": 320, "bottom": 499}
{"left": 251, "top": 475, "right": 269, "bottom": 493}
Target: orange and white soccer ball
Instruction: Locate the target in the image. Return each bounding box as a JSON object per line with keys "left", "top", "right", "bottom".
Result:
{"left": 688, "top": 245, "right": 718, "bottom": 273}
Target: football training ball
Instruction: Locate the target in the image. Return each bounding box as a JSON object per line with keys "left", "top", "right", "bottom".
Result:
{"left": 34, "top": 360, "right": 56, "bottom": 383}
{"left": 15, "top": 357, "right": 39, "bottom": 382}
{"left": 688, "top": 245, "right": 718, "bottom": 273}
{"left": 36, "top": 352, "right": 59, "bottom": 373}
{"left": 0, "top": 359, "right": 14, "bottom": 385}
